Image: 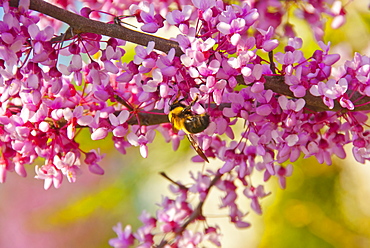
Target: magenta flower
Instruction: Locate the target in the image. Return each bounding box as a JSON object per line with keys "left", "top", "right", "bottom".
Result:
{"left": 278, "top": 96, "right": 305, "bottom": 112}
{"left": 180, "top": 37, "right": 216, "bottom": 67}
{"left": 330, "top": 1, "right": 346, "bottom": 29}
{"left": 166, "top": 5, "right": 192, "bottom": 26}
{"left": 256, "top": 26, "right": 279, "bottom": 52}
{"left": 53, "top": 152, "right": 81, "bottom": 183}
{"left": 127, "top": 129, "right": 156, "bottom": 158}
{"left": 35, "top": 163, "right": 63, "bottom": 190}
{"left": 109, "top": 110, "right": 130, "bottom": 137}
{"left": 310, "top": 78, "right": 354, "bottom": 110}
{"left": 130, "top": 2, "right": 164, "bottom": 33}
{"left": 177, "top": 230, "right": 203, "bottom": 247}
{"left": 2, "top": 0, "right": 369, "bottom": 246}
{"left": 156, "top": 49, "right": 177, "bottom": 77}
{"left": 133, "top": 211, "right": 156, "bottom": 247}
{"left": 85, "top": 149, "right": 105, "bottom": 175}
{"left": 109, "top": 223, "right": 135, "bottom": 248}
{"left": 243, "top": 185, "right": 270, "bottom": 214}
{"left": 274, "top": 164, "right": 293, "bottom": 189}
{"left": 156, "top": 196, "right": 192, "bottom": 233}
{"left": 189, "top": 171, "right": 212, "bottom": 201}
{"left": 191, "top": 0, "right": 216, "bottom": 11}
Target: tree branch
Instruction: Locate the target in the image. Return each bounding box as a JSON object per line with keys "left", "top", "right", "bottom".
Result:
{"left": 9, "top": 0, "right": 182, "bottom": 55}
{"left": 8, "top": 0, "right": 370, "bottom": 114}
{"left": 126, "top": 111, "right": 169, "bottom": 126}
{"left": 261, "top": 76, "right": 370, "bottom": 112}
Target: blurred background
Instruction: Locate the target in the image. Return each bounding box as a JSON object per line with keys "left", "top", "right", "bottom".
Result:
{"left": 1, "top": 0, "right": 370, "bottom": 247}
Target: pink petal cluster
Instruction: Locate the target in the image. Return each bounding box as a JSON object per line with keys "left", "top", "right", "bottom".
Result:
{"left": 1, "top": 0, "right": 367, "bottom": 246}
{"left": 110, "top": 172, "right": 222, "bottom": 247}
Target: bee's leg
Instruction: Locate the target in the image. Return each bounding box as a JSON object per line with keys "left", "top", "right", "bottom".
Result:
{"left": 169, "top": 92, "right": 184, "bottom": 106}
{"left": 189, "top": 94, "right": 199, "bottom": 106}
{"left": 186, "top": 134, "right": 209, "bottom": 163}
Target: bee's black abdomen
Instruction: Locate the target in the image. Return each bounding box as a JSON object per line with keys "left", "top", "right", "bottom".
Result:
{"left": 184, "top": 114, "right": 210, "bottom": 133}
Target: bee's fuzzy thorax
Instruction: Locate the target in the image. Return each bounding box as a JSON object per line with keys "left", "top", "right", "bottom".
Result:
{"left": 168, "top": 97, "right": 210, "bottom": 162}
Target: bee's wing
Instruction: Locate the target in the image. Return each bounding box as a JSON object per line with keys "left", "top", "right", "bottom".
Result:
{"left": 186, "top": 134, "right": 209, "bottom": 163}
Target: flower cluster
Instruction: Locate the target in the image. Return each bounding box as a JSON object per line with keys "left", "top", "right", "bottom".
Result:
{"left": 109, "top": 172, "right": 223, "bottom": 247}
{"left": 1, "top": 0, "right": 369, "bottom": 246}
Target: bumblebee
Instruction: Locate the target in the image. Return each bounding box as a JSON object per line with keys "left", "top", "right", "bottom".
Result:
{"left": 168, "top": 96, "right": 210, "bottom": 162}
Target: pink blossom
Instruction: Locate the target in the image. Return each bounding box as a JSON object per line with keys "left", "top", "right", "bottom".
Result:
{"left": 191, "top": 0, "right": 216, "bottom": 11}
{"left": 53, "top": 152, "right": 81, "bottom": 183}
{"left": 310, "top": 78, "right": 353, "bottom": 110}
{"left": 109, "top": 223, "right": 135, "bottom": 248}
{"left": 35, "top": 163, "right": 63, "bottom": 190}
{"left": 1, "top": 0, "right": 368, "bottom": 246}
{"left": 166, "top": 5, "right": 192, "bottom": 25}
